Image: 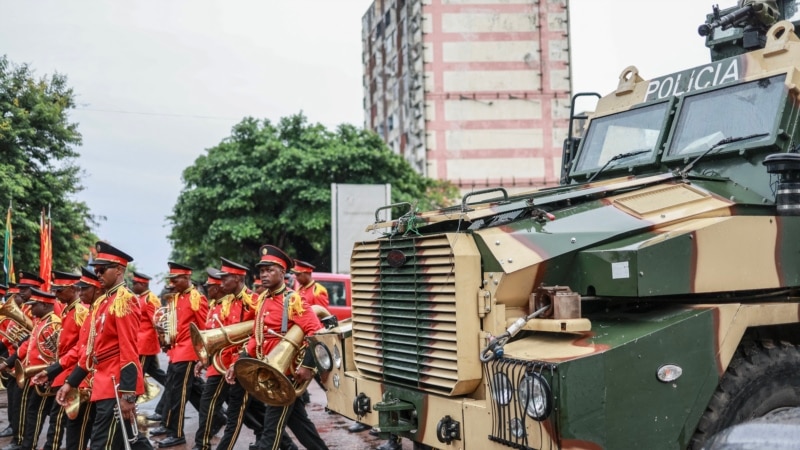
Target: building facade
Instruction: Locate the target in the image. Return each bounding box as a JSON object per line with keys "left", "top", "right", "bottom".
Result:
{"left": 362, "top": 0, "right": 572, "bottom": 190}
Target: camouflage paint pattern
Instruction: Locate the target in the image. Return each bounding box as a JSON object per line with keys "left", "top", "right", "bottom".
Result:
{"left": 318, "top": 19, "right": 800, "bottom": 450}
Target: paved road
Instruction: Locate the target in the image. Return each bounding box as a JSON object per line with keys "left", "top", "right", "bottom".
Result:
{"left": 0, "top": 376, "right": 413, "bottom": 449}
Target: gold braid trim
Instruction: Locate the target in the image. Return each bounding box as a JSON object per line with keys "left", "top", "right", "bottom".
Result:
{"left": 108, "top": 286, "right": 135, "bottom": 317}
{"left": 189, "top": 288, "right": 202, "bottom": 311}
{"left": 74, "top": 303, "right": 89, "bottom": 327}
{"left": 287, "top": 291, "right": 305, "bottom": 319}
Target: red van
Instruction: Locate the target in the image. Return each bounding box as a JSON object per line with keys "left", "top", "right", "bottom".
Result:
{"left": 313, "top": 272, "right": 351, "bottom": 321}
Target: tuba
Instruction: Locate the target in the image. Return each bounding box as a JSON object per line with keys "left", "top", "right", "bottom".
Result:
{"left": 153, "top": 293, "right": 177, "bottom": 349}
{"left": 234, "top": 305, "right": 331, "bottom": 407}
{"left": 190, "top": 320, "right": 254, "bottom": 373}
{"left": 0, "top": 299, "right": 34, "bottom": 344}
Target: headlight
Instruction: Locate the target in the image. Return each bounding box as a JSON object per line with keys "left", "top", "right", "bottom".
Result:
{"left": 333, "top": 344, "right": 342, "bottom": 369}
{"left": 491, "top": 373, "right": 512, "bottom": 405}
{"left": 518, "top": 373, "right": 552, "bottom": 421}
{"left": 313, "top": 343, "right": 333, "bottom": 371}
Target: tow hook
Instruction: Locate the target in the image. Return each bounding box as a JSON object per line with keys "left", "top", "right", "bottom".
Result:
{"left": 374, "top": 394, "right": 417, "bottom": 435}
{"left": 436, "top": 415, "right": 461, "bottom": 444}
{"left": 353, "top": 393, "right": 371, "bottom": 417}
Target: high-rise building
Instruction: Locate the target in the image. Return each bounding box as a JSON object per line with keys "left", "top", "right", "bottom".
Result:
{"left": 362, "top": 0, "right": 572, "bottom": 190}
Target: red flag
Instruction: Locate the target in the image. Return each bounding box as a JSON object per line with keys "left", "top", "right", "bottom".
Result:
{"left": 39, "top": 208, "right": 52, "bottom": 292}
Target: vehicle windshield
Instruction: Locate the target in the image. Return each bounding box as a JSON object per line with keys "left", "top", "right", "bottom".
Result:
{"left": 318, "top": 280, "right": 347, "bottom": 306}
{"left": 668, "top": 75, "right": 783, "bottom": 156}
{"left": 572, "top": 102, "right": 668, "bottom": 175}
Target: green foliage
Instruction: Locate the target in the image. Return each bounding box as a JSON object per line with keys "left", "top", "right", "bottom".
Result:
{"left": 0, "top": 55, "right": 97, "bottom": 275}
{"left": 169, "top": 113, "right": 458, "bottom": 272}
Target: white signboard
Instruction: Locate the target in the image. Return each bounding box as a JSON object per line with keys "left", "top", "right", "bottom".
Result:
{"left": 331, "top": 183, "right": 391, "bottom": 274}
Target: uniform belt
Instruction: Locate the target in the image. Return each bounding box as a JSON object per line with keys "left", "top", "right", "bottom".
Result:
{"left": 92, "top": 350, "right": 120, "bottom": 365}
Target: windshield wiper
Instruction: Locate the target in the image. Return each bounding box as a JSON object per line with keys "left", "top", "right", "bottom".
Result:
{"left": 679, "top": 132, "right": 769, "bottom": 178}
{"left": 587, "top": 149, "right": 651, "bottom": 183}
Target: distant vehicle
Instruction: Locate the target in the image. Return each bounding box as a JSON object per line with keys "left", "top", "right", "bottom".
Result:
{"left": 314, "top": 272, "right": 351, "bottom": 321}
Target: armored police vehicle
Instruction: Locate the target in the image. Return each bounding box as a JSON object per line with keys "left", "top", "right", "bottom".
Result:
{"left": 310, "top": 1, "right": 800, "bottom": 448}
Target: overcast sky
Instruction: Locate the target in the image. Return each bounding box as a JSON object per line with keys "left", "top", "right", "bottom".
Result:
{"left": 1, "top": 0, "right": 719, "bottom": 287}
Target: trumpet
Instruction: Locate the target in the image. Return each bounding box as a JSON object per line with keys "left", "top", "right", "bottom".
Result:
{"left": 111, "top": 375, "right": 138, "bottom": 450}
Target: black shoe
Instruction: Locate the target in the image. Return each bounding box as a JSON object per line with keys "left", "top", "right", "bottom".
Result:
{"left": 249, "top": 444, "right": 258, "bottom": 450}
{"left": 348, "top": 422, "right": 370, "bottom": 433}
{"left": 0, "top": 427, "right": 12, "bottom": 438}
{"left": 149, "top": 426, "right": 169, "bottom": 436}
{"left": 0, "top": 444, "right": 22, "bottom": 450}
{"left": 157, "top": 436, "right": 186, "bottom": 448}
{"left": 369, "top": 428, "right": 380, "bottom": 437}
{"left": 146, "top": 413, "right": 163, "bottom": 422}
{"left": 376, "top": 436, "right": 402, "bottom": 450}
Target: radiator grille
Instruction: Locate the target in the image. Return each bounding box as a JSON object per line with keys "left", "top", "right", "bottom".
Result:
{"left": 350, "top": 233, "right": 481, "bottom": 395}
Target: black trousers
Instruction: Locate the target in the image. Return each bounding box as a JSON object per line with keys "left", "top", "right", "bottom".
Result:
{"left": 256, "top": 394, "right": 328, "bottom": 450}
{"left": 194, "top": 375, "right": 229, "bottom": 450}
{"left": 90, "top": 398, "right": 153, "bottom": 450}
{"left": 65, "top": 396, "right": 94, "bottom": 450}
{"left": 42, "top": 399, "right": 67, "bottom": 450}
{"left": 163, "top": 360, "right": 205, "bottom": 438}
{"left": 140, "top": 354, "right": 167, "bottom": 415}
{"left": 5, "top": 376, "right": 22, "bottom": 444}
{"left": 20, "top": 387, "right": 54, "bottom": 450}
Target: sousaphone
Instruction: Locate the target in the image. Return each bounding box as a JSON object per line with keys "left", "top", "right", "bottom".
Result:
{"left": 234, "top": 305, "right": 331, "bottom": 406}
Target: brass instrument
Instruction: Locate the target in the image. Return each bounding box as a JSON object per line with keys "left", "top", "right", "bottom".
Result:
{"left": 234, "top": 305, "right": 331, "bottom": 407}
{"left": 64, "top": 387, "right": 91, "bottom": 420}
{"left": 137, "top": 376, "right": 161, "bottom": 405}
{"left": 190, "top": 319, "right": 254, "bottom": 373}
{"left": 15, "top": 360, "right": 48, "bottom": 389}
{"left": 0, "top": 300, "right": 34, "bottom": 344}
{"left": 19, "top": 317, "right": 61, "bottom": 396}
{"left": 153, "top": 294, "right": 177, "bottom": 349}
{"left": 112, "top": 375, "right": 138, "bottom": 449}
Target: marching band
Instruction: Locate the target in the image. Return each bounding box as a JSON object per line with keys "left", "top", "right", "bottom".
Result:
{"left": 0, "top": 242, "right": 331, "bottom": 450}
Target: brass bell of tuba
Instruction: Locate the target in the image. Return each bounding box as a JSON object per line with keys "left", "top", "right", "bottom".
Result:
{"left": 234, "top": 305, "right": 331, "bottom": 407}
{"left": 137, "top": 376, "right": 161, "bottom": 405}
{"left": 190, "top": 320, "right": 254, "bottom": 373}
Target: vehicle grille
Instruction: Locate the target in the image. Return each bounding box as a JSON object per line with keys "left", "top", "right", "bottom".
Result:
{"left": 350, "top": 233, "right": 482, "bottom": 396}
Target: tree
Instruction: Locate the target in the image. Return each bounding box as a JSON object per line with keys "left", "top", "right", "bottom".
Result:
{"left": 0, "top": 55, "right": 97, "bottom": 275}
{"left": 169, "top": 113, "right": 458, "bottom": 273}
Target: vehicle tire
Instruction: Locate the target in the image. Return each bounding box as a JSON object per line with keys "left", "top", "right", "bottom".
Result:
{"left": 689, "top": 339, "right": 800, "bottom": 449}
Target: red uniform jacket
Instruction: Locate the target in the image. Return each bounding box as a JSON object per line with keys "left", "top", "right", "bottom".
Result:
{"left": 75, "top": 284, "right": 144, "bottom": 400}
{"left": 53, "top": 302, "right": 92, "bottom": 390}
{"left": 297, "top": 281, "right": 329, "bottom": 309}
{"left": 244, "top": 284, "right": 322, "bottom": 374}
{"left": 52, "top": 299, "right": 88, "bottom": 387}
{"left": 167, "top": 287, "right": 208, "bottom": 363}
{"left": 137, "top": 290, "right": 161, "bottom": 356}
{"left": 205, "top": 287, "right": 256, "bottom": 377}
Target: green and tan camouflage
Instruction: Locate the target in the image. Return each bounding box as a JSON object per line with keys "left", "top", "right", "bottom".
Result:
{"left": 309, "top": 2, "right": 800, "bottom": 449}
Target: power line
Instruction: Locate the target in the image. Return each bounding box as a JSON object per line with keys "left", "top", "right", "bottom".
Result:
{"left": 74, "top": 107, "right": 243, "bottom": 121}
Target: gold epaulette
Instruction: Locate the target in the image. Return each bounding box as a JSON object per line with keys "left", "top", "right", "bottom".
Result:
{"left": 189, "top": 288, "right": 203, "bottom": 312}
{"left": 218, "top": 294, "right": 234, "bottom": 320}
{"left": 108, "top": 286, "right": 135, "bottom": 317}
{"left": 287, "top": 291, "right": 306, "bottom": 319}
{"left": 146, "top": 292, "right": 160, "bottom": 309}
{"left": 241, "top": 288, "right": 257, "bottom": 310}
{"left": 74, "top": 303, "right": 89, "bottom": 327}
